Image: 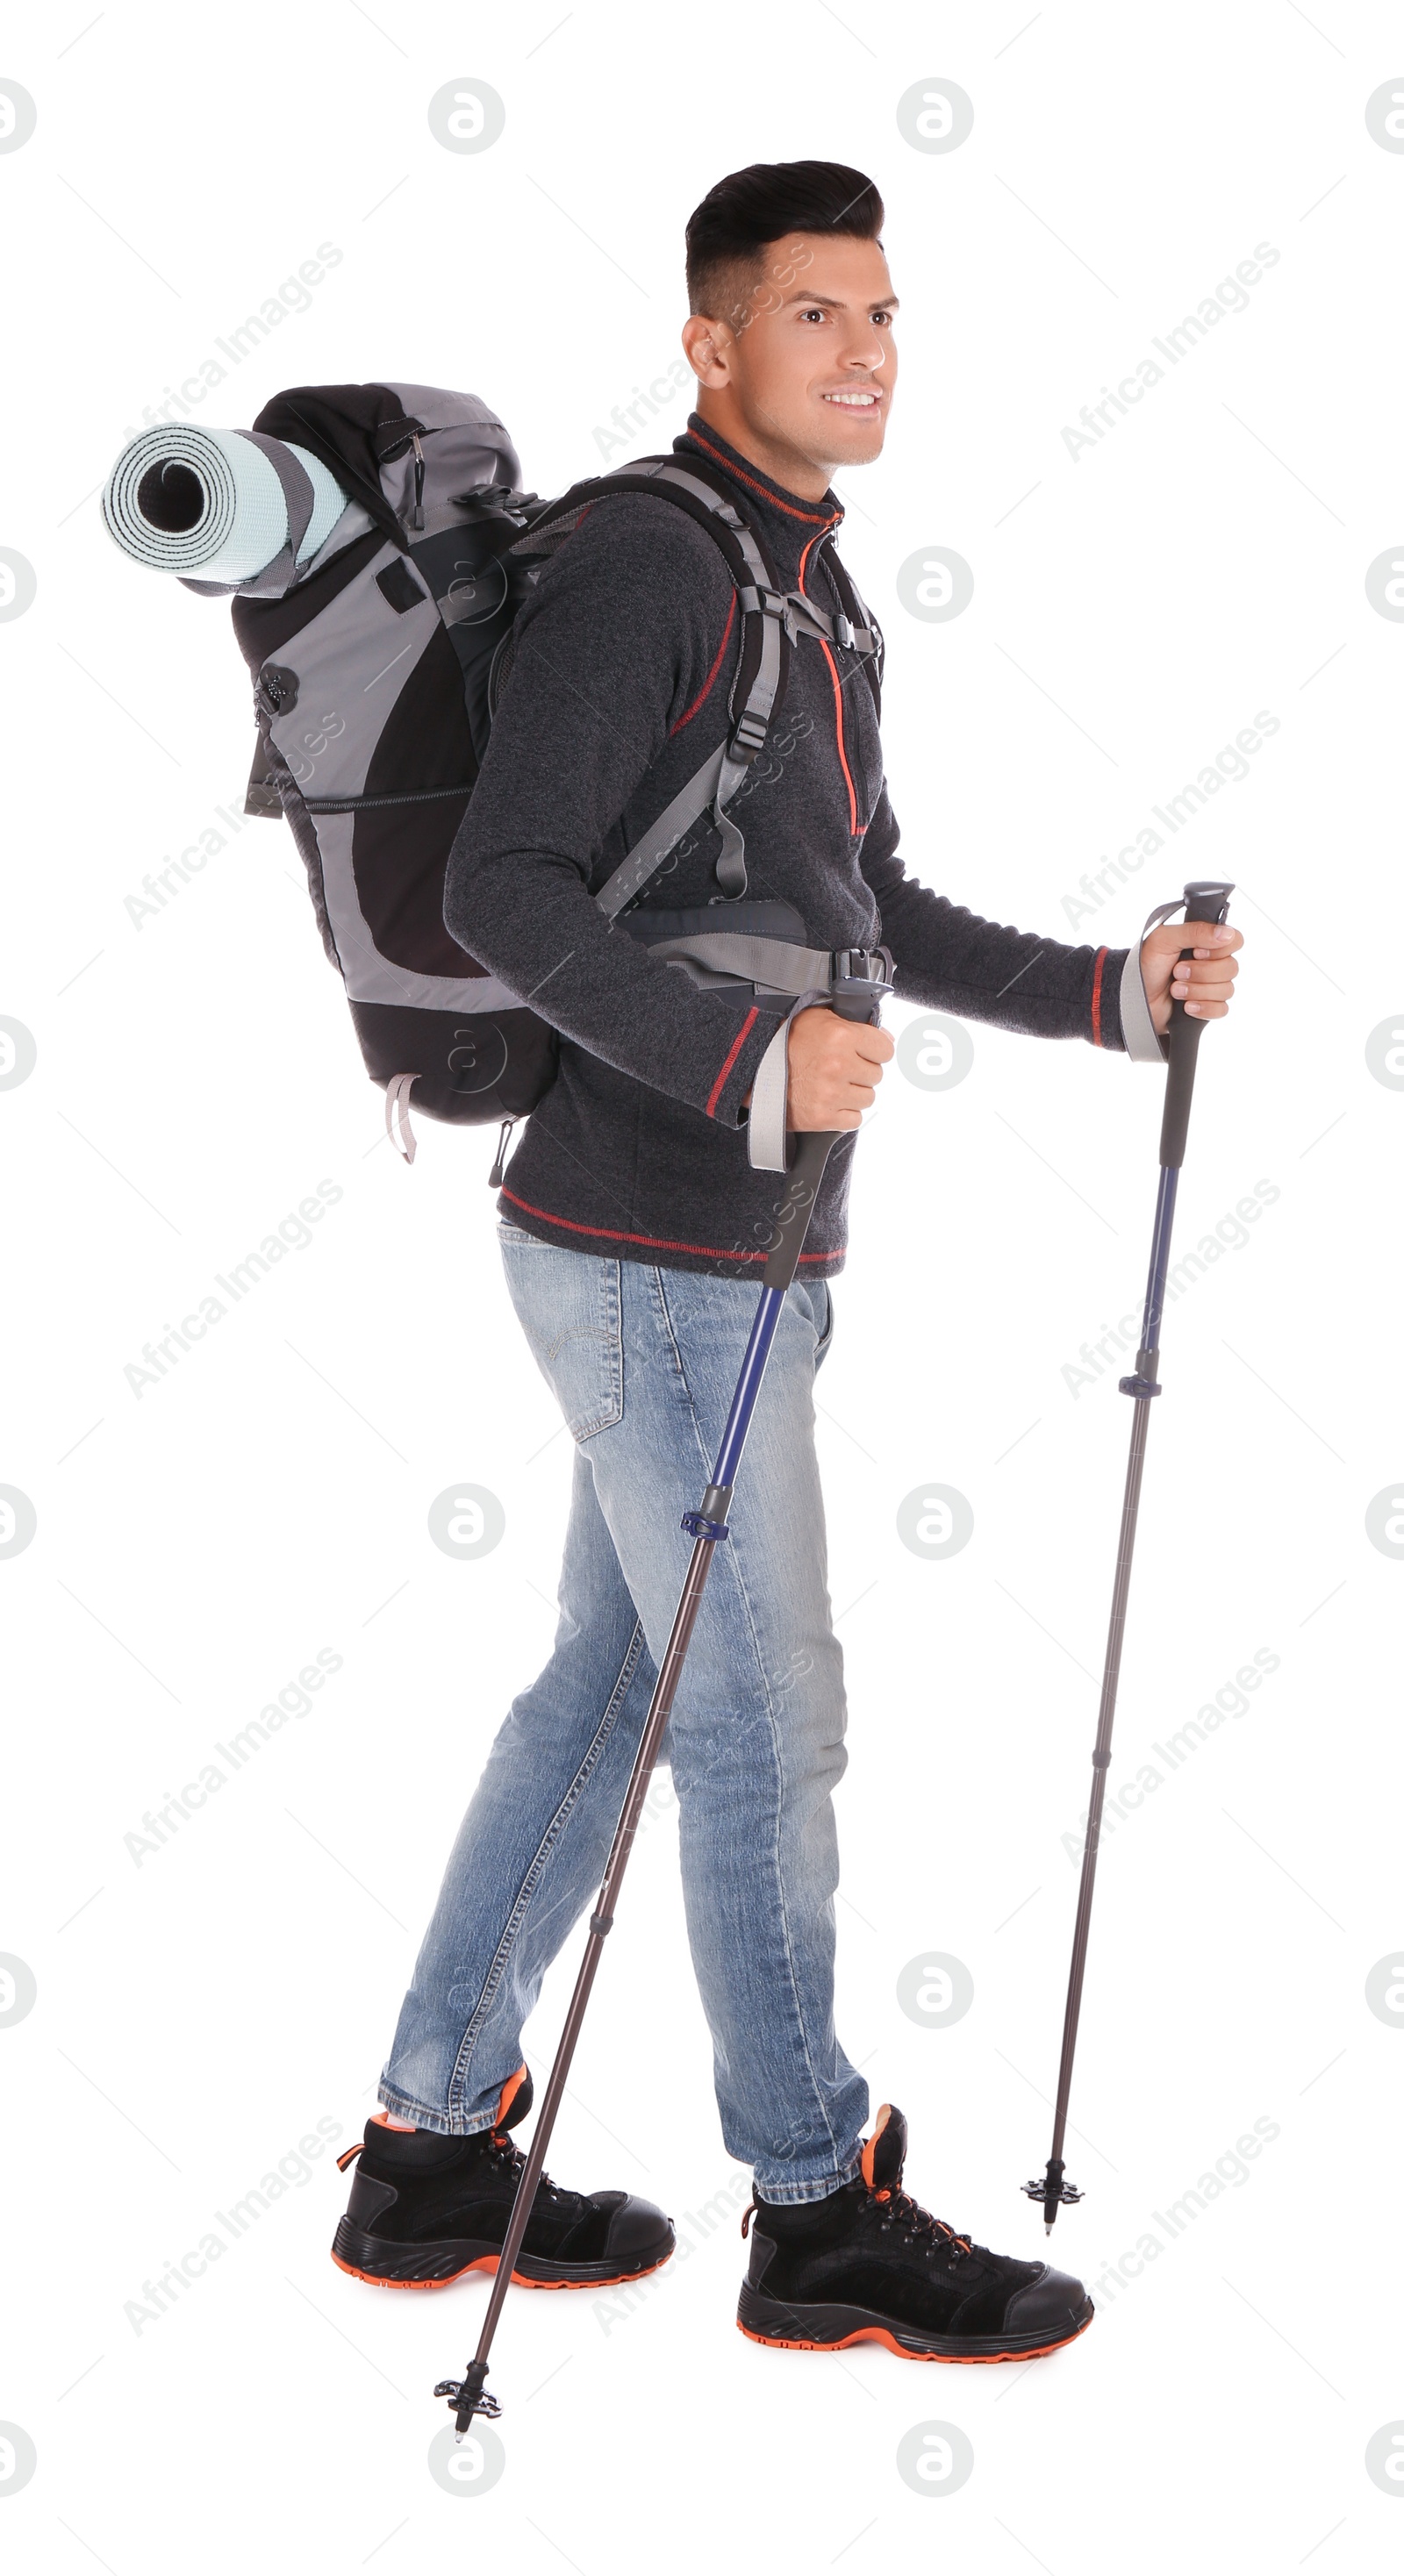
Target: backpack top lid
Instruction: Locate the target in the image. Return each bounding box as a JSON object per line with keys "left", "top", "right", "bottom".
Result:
{"left": 252, "top": 381, "right": 522, "bottom": 555}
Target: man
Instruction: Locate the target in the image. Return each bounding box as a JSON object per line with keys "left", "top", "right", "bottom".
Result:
{"left": 333, "top": 161, "right": 1241, "bottom": 2362}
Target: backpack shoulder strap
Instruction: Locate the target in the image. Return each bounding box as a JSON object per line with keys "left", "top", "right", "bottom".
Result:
{"left": 808, "top": 533, "right": 884, "bottom": 719}
{"left": 514, "top": 458, "right": 792, "bottom": 913}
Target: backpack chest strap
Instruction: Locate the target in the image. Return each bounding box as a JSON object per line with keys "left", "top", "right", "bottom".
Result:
{"left": 734, "top": 583, "right": 879, "bottom": 659}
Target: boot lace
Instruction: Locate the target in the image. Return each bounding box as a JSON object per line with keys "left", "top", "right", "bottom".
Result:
{"left": 870, "top": 2179, "right": 973, "bottom": 2262}
{"left": 484, "top": 2129, "right": 572, "bottom": 2205}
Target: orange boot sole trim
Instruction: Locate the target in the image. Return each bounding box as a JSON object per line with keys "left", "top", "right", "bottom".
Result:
{"left": 331, "top": 2248, "right": 674, "bottom": 2293}
{"left": 737, "top": 2313, "right": 1092, "bottom": 2364}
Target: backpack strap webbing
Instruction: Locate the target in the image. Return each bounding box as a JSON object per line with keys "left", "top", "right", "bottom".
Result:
{"left": 511, "top": 455, "right": 883, "bottom": 919}
{"left": 513, "top": 458, "right": 789, "bottom": 911}
{"left": 811, "top": 536, "right": 885, "bottom": 721}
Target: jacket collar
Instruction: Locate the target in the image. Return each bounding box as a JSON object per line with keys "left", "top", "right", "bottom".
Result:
{"left": 673, "top": 414, "right": 843, "bottom": 540}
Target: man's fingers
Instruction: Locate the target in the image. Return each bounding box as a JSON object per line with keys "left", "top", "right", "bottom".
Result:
{"left": 1176, "top": 920, "right": 1243, "bottom": 950}
{"left": 785, "top": 1005, "right": 892, "bottom": 1127}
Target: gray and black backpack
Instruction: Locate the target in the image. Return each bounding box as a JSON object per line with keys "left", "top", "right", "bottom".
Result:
{"left": 150, "top": 380, "right": 883, "bottom": 1171}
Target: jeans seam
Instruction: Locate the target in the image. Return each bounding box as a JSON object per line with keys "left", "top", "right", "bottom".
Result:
{"left": 653, "top": 1267, "right": 845, "bottom": 2183}
{"left": 444, "top": 1615, "right": 648, "bottom": 2121}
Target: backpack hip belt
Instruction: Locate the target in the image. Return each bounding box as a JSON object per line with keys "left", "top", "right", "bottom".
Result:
{"left": 622, "top": 913, "right": 892, "bottom": 1172}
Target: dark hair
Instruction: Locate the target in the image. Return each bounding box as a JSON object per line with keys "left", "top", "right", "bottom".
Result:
{"left": 685, "top": 159, "right": 884, "bottom": 318}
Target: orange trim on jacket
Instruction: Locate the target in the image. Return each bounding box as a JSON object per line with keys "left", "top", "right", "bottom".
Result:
{"left": 499, "top": 1185, "right": 833, "bottom": 1265}
{"left": 1090, "top": 946, "right": 1107, "bottom": 1046}
{"left": 798, "top": 532, "right": 859, "bottom": 837}
{"left": 705, "top": 1006, "right": 759, "bottom": 1117}
{"left": 670, "top": 591, "right": 736, "bottom": 735}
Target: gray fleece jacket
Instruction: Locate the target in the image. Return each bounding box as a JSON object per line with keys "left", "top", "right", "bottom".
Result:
{"left": 443, "top": 416, "right": 1133, "bottom": 1278}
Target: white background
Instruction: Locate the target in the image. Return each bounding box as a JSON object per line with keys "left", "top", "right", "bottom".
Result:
{"left": 4, "top": 2, "right": 1402, "bottom": 2567}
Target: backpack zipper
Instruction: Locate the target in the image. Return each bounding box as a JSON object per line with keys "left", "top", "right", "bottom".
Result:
{"left": 410, "top": 433, "right": 426, "bottom": 531}
{"left": 488, "top": 1118, "right": 516, "bottom": 1187}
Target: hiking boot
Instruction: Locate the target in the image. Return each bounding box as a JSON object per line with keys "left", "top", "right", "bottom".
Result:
{"left": 737, "top": 2103, "right": 1092, "bottom": 2362}
{"left": 331, "top": 2068, "right": 675, "bottom": 2289}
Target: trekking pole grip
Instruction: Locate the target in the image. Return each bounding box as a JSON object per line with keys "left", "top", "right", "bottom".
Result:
{"left": 760, "top": 977, "right": 885, "bottom": 1292}
{"left": 1157, "top": 879, "right": 1233, "bottom": 1171}
{"left": 762, "top": 1130, "right": 837, "bottom": 1292}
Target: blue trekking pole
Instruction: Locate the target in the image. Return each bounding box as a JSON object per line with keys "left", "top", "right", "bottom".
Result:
{"left": 1024, "top": 878, "right": 1234, "bottom": 2231}
{"left": 437, "top": 965, "right": 887, "bottom": 2436}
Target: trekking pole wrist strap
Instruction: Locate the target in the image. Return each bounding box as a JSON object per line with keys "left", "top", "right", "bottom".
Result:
{"left": 1120, "top": 900, "right": 1181, "bottom": 1064}
{"left": 746, "top": 950, "right": 893, "bottom": 1172}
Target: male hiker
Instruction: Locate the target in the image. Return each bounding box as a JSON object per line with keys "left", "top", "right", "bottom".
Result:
{"left": 333, "top": 160, "right": 1241, "bottom": 2362}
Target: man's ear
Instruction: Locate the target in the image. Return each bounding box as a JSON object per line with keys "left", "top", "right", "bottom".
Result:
{"left": 682, "top": 311, "right": 731, "bottom": 389}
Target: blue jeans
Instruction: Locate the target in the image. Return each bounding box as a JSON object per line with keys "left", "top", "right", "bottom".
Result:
{"left": 380, "top": 1226, "right": 867, "bottom": 2201}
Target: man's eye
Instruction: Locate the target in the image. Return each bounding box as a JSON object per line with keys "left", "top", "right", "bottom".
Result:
{"left": 799, "top": 307, "right": 826, "bottom": 322}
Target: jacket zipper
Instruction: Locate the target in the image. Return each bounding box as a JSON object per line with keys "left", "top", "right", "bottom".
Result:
{"left": 799, "top": 531, "right": 861, "bottom": 837}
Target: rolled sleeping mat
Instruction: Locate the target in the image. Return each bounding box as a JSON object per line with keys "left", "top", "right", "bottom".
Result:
{"left": 102, "top": 425, "right": 350, "bottom": 590}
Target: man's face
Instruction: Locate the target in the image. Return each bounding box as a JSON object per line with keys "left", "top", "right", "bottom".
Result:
{"left": 688, "top": 233, "right": 899, "bottom": 479}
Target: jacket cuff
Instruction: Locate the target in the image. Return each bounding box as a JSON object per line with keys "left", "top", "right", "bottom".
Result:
{"left": 703, "top": 1001, "right": 784, "bottom": 1129}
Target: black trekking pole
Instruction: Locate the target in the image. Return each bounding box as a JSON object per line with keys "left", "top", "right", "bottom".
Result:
{"left": 436, "top": 967, "right": 887, "bottom": 2437}
{"left": 1023, "top": 878, "right": 1234, "bottom": 2233}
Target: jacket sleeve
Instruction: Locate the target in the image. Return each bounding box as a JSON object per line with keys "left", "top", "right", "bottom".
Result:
{"left": 859, "top": 786, "right": 1131, "bottom": 1051}
{"left": 443, "top": 497, "right": 777, "bottom": 1127}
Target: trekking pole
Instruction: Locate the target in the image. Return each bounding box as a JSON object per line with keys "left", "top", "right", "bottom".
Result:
{"left": 1023, "top": 878, "right": 1234, "bottom": 2233}
{"left": 436, "top": 969, "right": 887, "bottom": 2436}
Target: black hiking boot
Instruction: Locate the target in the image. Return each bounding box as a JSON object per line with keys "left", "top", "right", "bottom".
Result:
{"left": 331, "top": 2068, "right": 675, "bottom": 2289}
{"left": 737, "top": 2103, "right": 1092, "bottom": 2363}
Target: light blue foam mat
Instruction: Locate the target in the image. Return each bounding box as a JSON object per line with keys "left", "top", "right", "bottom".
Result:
{"left": 102, "top": 425, "right": 348, "bottom": 585}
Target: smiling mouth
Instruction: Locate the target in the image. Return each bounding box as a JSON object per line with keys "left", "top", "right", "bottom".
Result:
{"left": 821, "top": 389, "right": 883, "bottom": 410}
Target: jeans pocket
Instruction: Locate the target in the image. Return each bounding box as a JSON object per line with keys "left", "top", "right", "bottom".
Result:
{"left": 500, "top": 1240, "right": 624, "bottom": 1442}
{"left": 812, "top": 1281, "right": 835, "bottom": 1369}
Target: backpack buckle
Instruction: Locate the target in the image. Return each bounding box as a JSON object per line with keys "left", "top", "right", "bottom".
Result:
{"left": 834, "top": 612, "right": 856, "bottom": 651}
{"left": 730, "top": 709, "right": 770, "bottom": 759}
{"left": 834, "top": 947, "right": 893, "bottom": 991}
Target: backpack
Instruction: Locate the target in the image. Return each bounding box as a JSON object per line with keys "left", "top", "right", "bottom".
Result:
{"left": 203, "top": 381, "right": 885, "bottom": 1171}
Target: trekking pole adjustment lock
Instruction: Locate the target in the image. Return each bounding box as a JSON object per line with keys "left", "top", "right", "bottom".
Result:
{"left": 1118, "top": 1346, "right": 1162, "bottom": 1399}
{"left": 682, "top": 1482, "right": 733, "bottom": 1542}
